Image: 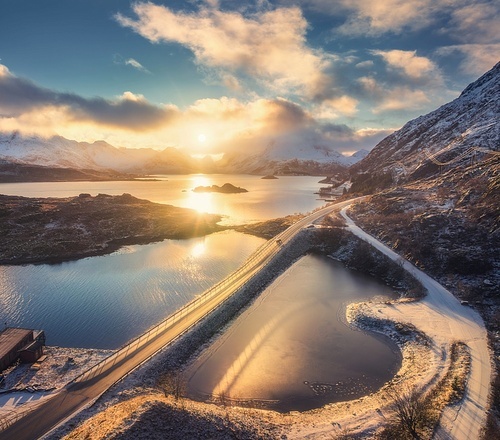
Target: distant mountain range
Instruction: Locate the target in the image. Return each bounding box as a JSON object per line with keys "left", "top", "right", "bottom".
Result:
{"left": 0, "top": 131, "right": 368, "bottom": 180}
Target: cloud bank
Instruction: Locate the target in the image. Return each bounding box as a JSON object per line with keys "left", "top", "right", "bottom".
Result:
{"left": 115, "top": 3, "right": 333, "bottom": 100}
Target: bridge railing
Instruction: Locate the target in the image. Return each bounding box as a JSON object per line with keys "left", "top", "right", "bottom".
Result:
{"left": 72, "top": 201, "right": 339, "bottom": 384}
{"left": 71, "top": 225, "right": 289, "bottom": 384}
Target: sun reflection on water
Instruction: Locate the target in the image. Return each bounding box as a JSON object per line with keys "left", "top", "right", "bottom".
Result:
{"left": 190, "top": 241, "right": 206, "bottom": 258}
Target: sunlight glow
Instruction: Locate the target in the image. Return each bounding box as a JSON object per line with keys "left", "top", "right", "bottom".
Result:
{"left": 188, "top": 193, "right": 214, "bottom": 214}
{"left": 191, "top": 241, "right": 206, "bottom": 258}
{"left": 197, "top": 133, "right": 207, "bottom": 143}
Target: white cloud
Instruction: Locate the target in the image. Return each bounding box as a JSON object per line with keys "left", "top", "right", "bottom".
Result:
{"left": 124, "top": 58, "right": 151, "bottom": 74}
{"left": 316, "top": 96, "right": 358, "bottom": 119}
{"left": 449, "top": 2, "right": 500, "bottom": 44}
{"left": 436, "top": 44, "right": 500, "bottom": 76}
{"left": 372, "top": 50, "right": 437, "bottom": 80}
{"left": 307, "top": 0, "right": 442, "bottom": 36}
{"left": 115, "top": 3, "right": 333, "bottom": 99}
{"left": 373, "top": 88, "right": 430, "bottom": 113}
{"left": 357, "top": 75, "right": 433, "bottom": 114}
{"left": 0, "top": 64, "right": 12, "bottom": 77}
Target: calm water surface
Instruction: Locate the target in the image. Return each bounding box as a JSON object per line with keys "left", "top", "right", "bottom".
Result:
{"left": 0, "top": 174, "right": 325, "bottom": 225}
{"left": 185, "top": 254, "right": 401, "bottom": 412}
{"left": 0, "top": 231, "right": 264, "bottom": 348}
{"left": 0, "top": 175, "right": 322, "bottom": 347}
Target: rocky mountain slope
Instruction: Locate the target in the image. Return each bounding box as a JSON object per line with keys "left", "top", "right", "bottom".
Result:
{"left": 346, "top": 62, "right": 499, "bottom": 436}
{"left": 351, "top": 62, "right": 499, "bottom": 187}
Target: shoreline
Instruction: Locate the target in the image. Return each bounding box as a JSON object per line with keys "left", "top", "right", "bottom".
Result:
{"left": 1, "top": 209, "right": 490, "bottom": 439}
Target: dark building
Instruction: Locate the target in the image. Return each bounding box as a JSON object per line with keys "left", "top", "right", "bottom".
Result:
{"left": 0, "top": 328, "right": 46, "bottom": 371}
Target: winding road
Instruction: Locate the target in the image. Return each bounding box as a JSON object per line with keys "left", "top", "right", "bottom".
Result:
{"left": 340, "top": 207, "right": 491, "bottom": 440}
{"left": 0, "top": 198, "right": 491, "bottom": 440}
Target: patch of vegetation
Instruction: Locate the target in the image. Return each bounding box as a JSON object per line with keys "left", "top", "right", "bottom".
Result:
{"left": 312, "top": 226, "right": 425, "bottom": 299}
{"left": 349, "top": 172, "right": 393, "bottom": 194}
{"left": 378, "top": 342, "right": 471, "bottom": 440}
{"left": 233, "top": 214, "right": 304, "bottom": 239}
{"left": 0, "top": 193, "right": 223, "bottom": 264}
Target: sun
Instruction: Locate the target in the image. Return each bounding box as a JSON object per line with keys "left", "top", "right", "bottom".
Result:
{"left": 197, "top": 133, "right": 207, "bottom": 143}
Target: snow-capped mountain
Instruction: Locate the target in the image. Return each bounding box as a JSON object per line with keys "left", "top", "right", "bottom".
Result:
{"left": 0, "top": 132, "right": 199, "bottom": 174}
{"left": 218, "top": 142, "right": 367, "bottom": 175}
{"left": 352, "top": 61, "right": 500, "bottom": 182}
{"left": 0, "top": 130, "right": 368, "bottom": 177}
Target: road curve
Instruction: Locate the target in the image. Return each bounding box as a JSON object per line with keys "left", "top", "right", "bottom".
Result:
{"left": 340, "top": 206, "right": 491, "bottom": 440}
{"left": 0, "top": 198, "right": 362, "bottom": 440}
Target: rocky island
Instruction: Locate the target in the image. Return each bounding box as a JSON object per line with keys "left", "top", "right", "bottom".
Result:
{"left": 0, "top": 193, "right": 223, "bottom": 265}
{"left": 192, "top": 183, "right": 248, "bottom": 193}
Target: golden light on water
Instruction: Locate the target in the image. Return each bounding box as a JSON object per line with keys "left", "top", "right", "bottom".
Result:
{"left": 185, "top": 175, "right": 215, "bottom": 214}
{"left": 190, "top": 241, "right": 206, "bottom": 258}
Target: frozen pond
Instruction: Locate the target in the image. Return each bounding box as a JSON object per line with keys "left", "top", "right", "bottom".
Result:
{"left": 185, "top": 254, "right": 401, "bottom": 412}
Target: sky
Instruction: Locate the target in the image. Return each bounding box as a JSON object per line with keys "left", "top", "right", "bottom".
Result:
{"left": 0, "top": 0, "right": 498, "bottom": 157}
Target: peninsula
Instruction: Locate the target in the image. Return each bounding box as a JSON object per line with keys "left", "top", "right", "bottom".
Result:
{"left": 0, "top": 193, "right": 223, "bottom": 265}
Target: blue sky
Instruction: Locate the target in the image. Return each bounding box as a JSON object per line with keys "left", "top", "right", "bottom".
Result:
{"left": 0, "top": 0, "right": 498, "bottom": 156}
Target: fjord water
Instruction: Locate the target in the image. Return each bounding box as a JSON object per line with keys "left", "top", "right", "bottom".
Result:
{"left": 0, "top": 231, "right": 265, "bottom": 348}
{"left": 0, "top": 174, "right": 325, "bottom": 225}
{"left": 0, "top": 175, "right": 322, "bottom": 347}
{"left": 186, "top": 254, "right": 400, "bottom": 412}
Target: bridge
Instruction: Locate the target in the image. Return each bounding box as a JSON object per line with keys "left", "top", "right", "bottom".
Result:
{"left": 0, "top": 198, "right": 358, "bottom": 440}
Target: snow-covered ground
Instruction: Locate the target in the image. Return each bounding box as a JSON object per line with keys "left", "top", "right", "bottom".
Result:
{"left": 340, "top": 206, "right": 491, "bottom": 440}
{"left": 0, "top": 347, "right": 112, "bottom": 429}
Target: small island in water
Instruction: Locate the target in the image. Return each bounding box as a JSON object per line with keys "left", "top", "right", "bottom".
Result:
{"left": 192, "top": 183, "right": 248, "bottom": 193}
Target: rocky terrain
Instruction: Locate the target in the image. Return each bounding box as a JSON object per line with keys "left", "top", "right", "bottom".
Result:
{"left": 0, "top": 161, "right": 139, "bottom": 182}
{"left": 347, "top": 61, "right": 500, "bottom": 437}
{"left": 0, "top": 193, "right": 223, "bottom": 265}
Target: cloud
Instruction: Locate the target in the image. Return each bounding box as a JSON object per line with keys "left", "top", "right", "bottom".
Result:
{"left": 0, "top": 65, "right": 176, "bottom": 130}
{"left": 125, "top": 58, "right": 151, "bottom": 74}
{"left": 115, "top": 3, "right": 333, "bottom": 99}
{"left": 371, "top": 50, "right": 443, "bottom": 87}
{"left": 301, "top": 0, "right": 500, "bottom": 47}
{"left": 373, "top": 87, "right": 430, "bottom": 113}
{"left": 0, "top": 62, "right": 390, "bottom": 156}
{"left": 357, "top": 75, "right": 432, "bottom": 114}
{"left": 371, "top": 50, "right": 436, "bottom": 79}
{"left": 436, "top": 44, "right": 500, "bottom": 76}
{"left": 304, "top": 0, "right": 441, "bottom": 35}
{"left": 448, "top": 2, "right": 500, "bottom": 44}
{"left": 113, "top": 54, "right": 151, "bottom": 73}
{"left": 316, "top": 95, "right": 358, "bottom": 119}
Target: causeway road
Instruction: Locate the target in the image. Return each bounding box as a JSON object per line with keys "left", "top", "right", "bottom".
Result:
{"left": 0, "top": 198, "right": 360, "bottom": 440}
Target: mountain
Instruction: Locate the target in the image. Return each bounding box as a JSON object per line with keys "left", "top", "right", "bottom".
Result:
{"left": 218, "top": 142, "right": 367, "bottom": 176}
{"left": 0, "top": 130, "right": 368, "bottom": 179}
{"left": 346, "top": 63, "right": 499, "bottom": 377}
{"left": 351, "top": 61, "right": 499, "bottom": 187}
{"left": 0, "top": 132, "right": 201, "bottom": 175}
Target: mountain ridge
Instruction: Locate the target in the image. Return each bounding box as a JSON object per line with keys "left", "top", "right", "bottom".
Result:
{"left": 0, "top": 131, "right": 368, "bottom": 178}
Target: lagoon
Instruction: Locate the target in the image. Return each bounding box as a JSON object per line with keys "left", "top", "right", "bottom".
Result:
{"left": 185, "top": 254, "right": 401, "bottom": 412}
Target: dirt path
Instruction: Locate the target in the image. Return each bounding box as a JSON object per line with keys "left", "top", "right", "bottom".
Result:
{"left": 341, "top": 207, "right": 491, "bottom": 440}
